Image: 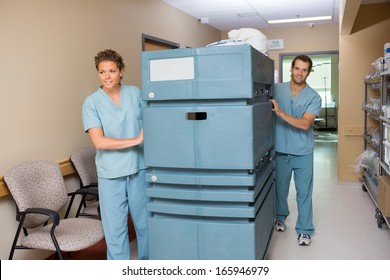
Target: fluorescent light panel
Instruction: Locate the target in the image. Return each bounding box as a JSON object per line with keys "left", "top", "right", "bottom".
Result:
{"left": 268, "top": 16, "right": 332, "bottom": 24}
{"left": 237, "top": 12, "right": 258, "bottom": 18}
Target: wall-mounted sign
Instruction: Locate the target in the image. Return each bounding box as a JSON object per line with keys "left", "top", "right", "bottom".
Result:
{"left": 268, "top": 39, "right": 284, "bottom": 50}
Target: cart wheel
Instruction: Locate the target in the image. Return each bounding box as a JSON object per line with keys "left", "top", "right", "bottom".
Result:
{"left": 362, "top": 184, "right": 367, "bottom": 192}
{"left": 375, "top": 208, "right": 384, "bottom": 228}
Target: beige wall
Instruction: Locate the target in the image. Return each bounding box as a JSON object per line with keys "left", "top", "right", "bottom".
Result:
{"left": 263, "top": 25, "right": 339, "bottom": 78}
{"left": 222, "top": 24, "right": 339, "bottom": 77}
{"left": 0, "top": 0, "right": 220, "bottom": 176}
{"left": 339, "top": 4, "right": 390, "bottom": 181}
{"left": 0, "top": 0, "right": 220, "bottom": 260}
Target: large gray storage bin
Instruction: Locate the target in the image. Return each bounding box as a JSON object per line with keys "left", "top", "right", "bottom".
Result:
{"left": 147, "top": 168, "right": 273, "bottom": 218}
{"left": 141, "top": 45, "right": 274, "bottom": 101}
{"left": 148, "top": 181, "right": 274, "bottom": 260}
{"left": 141, "top": 45, "right": 275, "bottom": 260}
{"left": 143, "top": 102, "right": 273, "bottom": 170}
{"left": 146, "top": 158, "right": 274, "bottom": 202}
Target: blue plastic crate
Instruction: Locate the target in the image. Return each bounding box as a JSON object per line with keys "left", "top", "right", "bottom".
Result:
{"left": 146, "top": 159, "right": 274, "bottom": 202}
{"left": 148, "top": 181, "right": 274, "bottom": 260}
{"left": 143, "top": 102, "right": 273, "bottom": 170}
{"left": 147, "top": 170, "right": 273, "bottom": 218}
{"left": 141, "top": 45, "right": 274, "bottom": 101}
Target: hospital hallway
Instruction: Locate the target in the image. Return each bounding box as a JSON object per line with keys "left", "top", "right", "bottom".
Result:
{"left": 54, "top": 133, "right": 390, "bottom": 260}
{"left": 267, "top": 133, "right": 390, "bottom": 259}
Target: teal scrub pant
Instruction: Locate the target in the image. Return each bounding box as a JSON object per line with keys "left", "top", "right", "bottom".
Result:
{"left": 274, "top": 152, "right": 315, "bottom": 235}
{"left": 98, "top": 169, "right": 149, "bottom": 260}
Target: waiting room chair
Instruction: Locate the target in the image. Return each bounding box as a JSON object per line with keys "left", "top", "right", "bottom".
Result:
{"left": 66, "top": 147, "right": 100, "bottom": 218}
{"left": 4, "top": 160, "right": 104, "bottom": 260}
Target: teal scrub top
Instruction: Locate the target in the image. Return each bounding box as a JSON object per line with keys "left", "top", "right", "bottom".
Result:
{"left": 82, "top": 85, "right": 146, "bottom": 179}
{"left": 273, "top": 82, "right": 322, "bottom": 156}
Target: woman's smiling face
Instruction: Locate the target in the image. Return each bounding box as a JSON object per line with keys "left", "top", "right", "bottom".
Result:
{"left": 98, "top": 61, "right": 123, "bottom": 90}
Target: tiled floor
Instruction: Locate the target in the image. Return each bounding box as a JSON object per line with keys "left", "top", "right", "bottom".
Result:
{"left": 267, "top": 139, "right": 390, "bottom": 259}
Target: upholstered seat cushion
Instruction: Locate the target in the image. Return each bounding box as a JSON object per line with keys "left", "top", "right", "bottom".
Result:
{"left": 81, "top": 200, "right": 100, "bottom": 216}
{"left": 21, "top": 218, "right": 104, "bottom": 251}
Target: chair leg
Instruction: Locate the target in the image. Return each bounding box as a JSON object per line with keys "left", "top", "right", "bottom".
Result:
{"left": 49, "top": 226, "right": 64, "bottom": 260}
{"left": 64, "top": 195, "right": 76, "bottom": 219}
{"left": 55, "top": 251, "right": 64, "bottom": 260}
{"left": 9, "top": 216, "right": 26, "bottom": 260}
{"left": 76, "top": 194, "right": 87, "bottom": 218}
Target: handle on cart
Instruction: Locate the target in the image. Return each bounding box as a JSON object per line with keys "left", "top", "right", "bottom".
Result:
{"left": 186, "top": 112, "right": 207, "bottom": 121}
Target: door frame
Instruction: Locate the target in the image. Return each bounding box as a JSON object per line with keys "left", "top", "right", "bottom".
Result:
{"left": 142, "top": 34, "right": 180, "bottom": 51}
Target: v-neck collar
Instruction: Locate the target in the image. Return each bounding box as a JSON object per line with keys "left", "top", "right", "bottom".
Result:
{"left": 99, "top": 86, "right": 122, "bottom": 109}
{"left": 291, "top": 84, "right": 307, "bottom": 99}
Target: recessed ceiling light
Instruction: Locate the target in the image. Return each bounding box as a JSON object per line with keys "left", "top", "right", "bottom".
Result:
{"left": 237, "top": 12, "right": 258, "bottom": 18}
{"left": 268, "top": 16, "right": 332, "bottom": 24}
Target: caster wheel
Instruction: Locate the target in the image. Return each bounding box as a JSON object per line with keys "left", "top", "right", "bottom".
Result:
{"left": 375, "top": 208, "right": 384, "bottom": 228}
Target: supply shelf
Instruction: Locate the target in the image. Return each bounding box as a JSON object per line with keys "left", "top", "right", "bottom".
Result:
{"left": 362, "top": 69, "right": 390, "bottom": 229}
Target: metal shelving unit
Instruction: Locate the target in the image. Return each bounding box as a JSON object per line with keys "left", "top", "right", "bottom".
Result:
{"left": 362, "top": 71, "right": 390, "bottom": 229}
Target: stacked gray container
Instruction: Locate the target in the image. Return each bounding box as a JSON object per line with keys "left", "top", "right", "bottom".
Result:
{"left": 141, "top": 45, "right": 275, "bottom": 260}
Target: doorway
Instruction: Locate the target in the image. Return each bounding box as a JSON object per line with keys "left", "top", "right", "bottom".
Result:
{"left": 280, "top": 51, "right": 339, "bottom": 142}
{"left": 142, "top": 34, "right": 180, "bottom": 51}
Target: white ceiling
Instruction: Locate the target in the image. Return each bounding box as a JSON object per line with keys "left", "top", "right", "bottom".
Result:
{"left": 161, "top": 0, "right": 389, "bottom": 31}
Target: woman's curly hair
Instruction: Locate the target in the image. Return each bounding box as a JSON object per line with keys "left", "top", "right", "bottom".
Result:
{"left": 94, "top": 49, "right": 125, "bottom": 71}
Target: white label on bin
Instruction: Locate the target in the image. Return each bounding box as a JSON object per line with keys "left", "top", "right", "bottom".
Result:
{"left": 150, "top": 57, "right": 194, "bottom": 81}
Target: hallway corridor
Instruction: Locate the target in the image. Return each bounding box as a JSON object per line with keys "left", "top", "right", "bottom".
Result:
{"left": 267, "top": 141, "right": 390, "bottom": 259}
